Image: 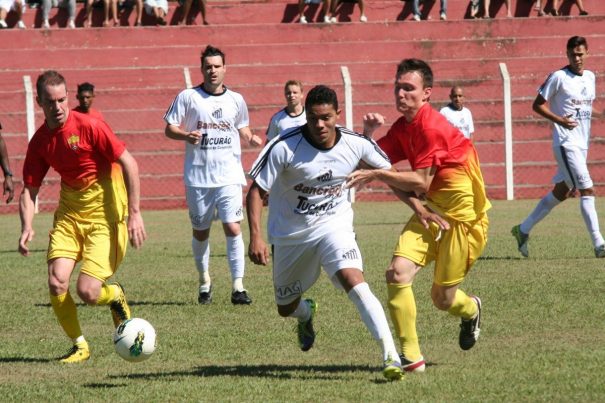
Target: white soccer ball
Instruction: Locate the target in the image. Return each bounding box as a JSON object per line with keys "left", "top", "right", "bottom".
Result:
{"left": 113, "top": 318, "right": 157, "bottom": 362}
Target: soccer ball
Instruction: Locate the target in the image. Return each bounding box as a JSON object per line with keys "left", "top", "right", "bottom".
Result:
{"left": 113, "top": 318, "right": 157, "bottom": 362}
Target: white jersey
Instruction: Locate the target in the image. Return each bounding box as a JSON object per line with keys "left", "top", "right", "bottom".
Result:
{"left": 164, "top": 85, "right": 250, "bottom": 187}
{"left": 265, "top": 107, "right": 307, "bottom": 141}
{"left": 249, "top": 126, "right": 391, "bottom": 245}
{"left": 439, "top": 105, "right": 474, "bottom": 139}
{"left": 539, "top": 67, "right": 595, "bottom": 150}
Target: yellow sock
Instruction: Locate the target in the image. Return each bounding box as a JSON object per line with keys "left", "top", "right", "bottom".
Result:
{"left": 447, "top": 289, "right": 478, "bottom": 320}
{"left": 50, "top": 292, "right": 83, "bottom": 340}
{"left": 95, "top": 283, "right": 118, "bottom": 306}
{"left": 387, "top": 283, "right": 422, "bottom": 361}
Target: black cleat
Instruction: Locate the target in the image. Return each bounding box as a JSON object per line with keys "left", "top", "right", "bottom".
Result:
{"left": 198, "top": 285, "right": 213, "bottom": 305}
{"left": 231, "top": 290, "right": 252, "bottom": 305}
{"left": 459, "top": 296, "right": 482, "bottom": 351}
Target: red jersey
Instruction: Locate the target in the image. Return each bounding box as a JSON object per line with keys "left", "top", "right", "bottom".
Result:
{"left": 72, "top": 106, "right": 105, "bottom": 121}
{"left": 23, "top": 111, "right": 127, "bottom": 222}
{"left": 378, "top": 103, "right": 490, "bottom": 221}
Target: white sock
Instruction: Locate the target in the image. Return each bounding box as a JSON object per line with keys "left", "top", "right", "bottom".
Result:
{"left": 289, "top": 299, "right": 311, "bottom": 322}
{"left": 232, "top": 277, "right": 244, "bottom": 293}
{"left": 74, "top": 335, "right": 86, "bottom": 344}
{"left": 226, "top": 234, "right": 245, "bottom": 284}
{"left": 580, "top": 196, "right": 605, "bottom": 247}
{"left": 348, "top": 282, "right": 399, "bottom": 362}
{"left": 192, "top": 237, "right": 210, "bottom": 291}
{"left": 520, "top": 192, "right": 561, "bottom": 234}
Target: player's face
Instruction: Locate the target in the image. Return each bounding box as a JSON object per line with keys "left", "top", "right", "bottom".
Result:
{"left": 37, "top": 83, "right": 69, "bottom": 130}
{"left": 567, "top": 45, "right": 588, "bottom": 75}
{"left": 450, "top": 88, "right": 464, "bottom": 110}
{"left": 202, "top": 55, "right": 226, "bottom": 91}
{"left": 394, "top": 71, "right": 432, "bottom": 120}
{"left": 76, "top": 90, "right": 94, "bottom": 112}
{"left": 284, "top": 85, "right": 303, "bottom": 108}
{"left": 305, "top": 103, "right": 340, "bottom": 149}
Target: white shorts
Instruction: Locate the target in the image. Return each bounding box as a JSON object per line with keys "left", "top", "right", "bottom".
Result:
{"left": 186, "top": 184, "right": 244, "bottom": 230}
{"left": 272, "top": 230, "right": 363, "bottom": 305}
{"left": 144, "top": 0, "right": 168, "bottom": 15}
{"left": 552, "top": 145, "right": 593, "bottom": 190}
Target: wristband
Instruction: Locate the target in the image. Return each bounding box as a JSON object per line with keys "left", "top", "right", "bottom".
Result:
{"left": 4, "top": 171, "right": 12, "bottom": 177}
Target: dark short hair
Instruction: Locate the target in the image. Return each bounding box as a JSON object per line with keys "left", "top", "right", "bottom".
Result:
{"left": 36, "top": 70, "right": 66, "bottom": 96}
{"left": 396, "top": 58, "right": 434, "bottom": 89}
{"left": 77, "top": 82, "right": 95, "bottom": 93}
{"left": 201, "top": 45, "right": 225, "bottom": 66}
{"left": 284, "top": 80, "right": 303, "bottom": 92}
{"left": 567, "top": 36, "right": 588, "bottom": 51}
{"left": 305, "top": 85, "right": 338, "bottom": 111}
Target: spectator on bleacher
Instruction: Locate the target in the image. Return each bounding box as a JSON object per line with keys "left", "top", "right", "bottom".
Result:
{"left": 143, "top": 0, "right": 167, "bottom": 25}
{"left": 0, "top": 0, "right": 26, "bottom": 28}
{"left": 551, "top": 0, "right": 588, "bottom": 15}
{"left": 73, "top": 82, "right": 105, "bottom": 120}
{"left": 0, "top": 122, "right": 15, "bottom": 204}
{"left": 440, "top": 85, "right": 474, "bottom": 140}
{"left": 265, "top": 80, "right": 306, "bottom": 142}
{"left": 412, "top": 0, "right": 446, "bottom": 21}
{"left": 512, "top": 36, "right": 604, "bottom": 259}
{"left": 127, "top": 0, "right": 143, "bottom": 26}
{"left": 163, "top": 45, "right": 262, "bottom": 306}
{"left": 482, "top": 0, "right": 512, "bottom": 18}
{"left": 298, "top": 0, "right": 336, "bottom": 23}
{"left": 470, "top": 0, "right": 480, "bottom": 18}
{"left": 84, "top": 0, "right": 117, "bottom": 27}
{"left": 41, "top": 0, "right": 75, "bottom": 28}
{"left": 331, "top": 0, "right": 366, "bottom": 22}
{"left": 178, "top": 0, "right": 208, "bottom": 25}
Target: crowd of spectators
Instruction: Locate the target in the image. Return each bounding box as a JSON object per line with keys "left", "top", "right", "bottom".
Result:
{"left": 0, "top": 0, "right": 592, "bottom": 28}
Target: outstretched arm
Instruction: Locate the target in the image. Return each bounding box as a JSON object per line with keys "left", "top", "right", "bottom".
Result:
{"left": 347, "top": 166, "right": 435, "bottom": 196}
{"left": 18, "top": 185, "right": 39, "bottom": 256}
{"left": 118, "top": 149, "right": 147, "bottom": 249}
{"left": 246, "top": 181, "right": 270, "bottom": 266}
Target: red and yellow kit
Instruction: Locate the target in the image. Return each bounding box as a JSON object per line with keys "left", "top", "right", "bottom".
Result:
{"left": 23, "top": 110, "right": 127, "bottom": 223}
{"left": 72, "top": 106, "right": 105, "bottom": 121}
{"left": 378, "top": 103, "right": 491, "bottom": 285}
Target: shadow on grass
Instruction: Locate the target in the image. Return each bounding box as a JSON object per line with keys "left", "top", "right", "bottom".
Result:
{"left": 0, "top": 356, "right": 54, "bottom": 363}
{"left": 83, "top": 382, "right": 128, "bottom": 389}
{"left": 34, "top": 301, "right": 188, "bottom": 308}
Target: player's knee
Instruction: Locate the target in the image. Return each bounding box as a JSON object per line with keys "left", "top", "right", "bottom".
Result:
{"left": 277, "top": 300, "right": 298, "bottom": 317}
{"left": 77, "top": 285, "right": 100, "bottom": 304}
{"left": 431, "top": 292, "right": 452, "bottom": 311}
{"left": 48, "top": 276, "right": 68, "bottom": 296}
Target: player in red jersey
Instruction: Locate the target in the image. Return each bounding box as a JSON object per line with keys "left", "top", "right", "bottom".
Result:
{"left": 73, "top": 82, "right": 105, "bottom": 121}
{"left": 347, "top": 58, "right": 491, "bottom": 372}
{"left": 18, "top": 70, "right": 146, "bottom": 363}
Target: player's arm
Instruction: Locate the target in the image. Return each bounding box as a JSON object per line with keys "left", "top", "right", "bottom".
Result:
{"left": 347, "top": 165, "right": 435, "bottom": 196}
{"left": 117, "top": 149, "right": 147, "bottom": 249}
{"left": 164, "top": 123, "right": 202, "bottom": 145}
{"left": 362, "top": 113, "right": 385, "bottom": 138}
{"left": 245, "top": 181, "right": 270, "bottom": 266}
{"left": 238, "top": 126, "right": 263, "bottom": 147}
{"left": 390, "top": 186, "right": 449, "bottom": 231}
{"left": 532, "top": 94, "right": 577, "bottom": 130}
{"left": 18, "top": 185, "right": 39, "bottom": 256}
{"left": 0, "top": 134, "right": 14, "bottom": 203}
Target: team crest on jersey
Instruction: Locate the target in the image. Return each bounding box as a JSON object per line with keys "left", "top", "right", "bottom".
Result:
{"left": 581, "top": 87, "right": 588, "bottom": 97}
{"left": 212, "top": 108, "right": 223, "bottom": 119}
{"left": 316, "top": 169, "right": 333, "bottom": 182}
{"left": 67, "top": 134, "right": 80, "bottom": 151}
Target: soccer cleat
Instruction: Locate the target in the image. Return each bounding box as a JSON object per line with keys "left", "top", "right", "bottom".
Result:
{"left": 59, "top": 341, "right": 90, "bottom": 363}
{"left": 595, "top": 244, "right": 605, "bottom": 258}
{"left": 382, "top": 353, "right": 404, "bottom": 381}
{"left": 110, "top": 283, "right": 131, "bottom": 328}
{"left": 198, "top": 284, "right": 213, "bottom": 305}
{"left": 400, "top": 355, "right": 426, "bottom": 373}
{"left": 511, "top": 225, "right": 529, "bottom": 258}
{"left": 359, "top": 14, "right": 367, "bottom": 22}
{"left": 231, "top": 290, "right": 252, "bottom": 305}
{"left": 459, "top": 296, "right": 482, "bottom": 351}
{"left": 297, "top": 299, "right": 317, "bottom": 351}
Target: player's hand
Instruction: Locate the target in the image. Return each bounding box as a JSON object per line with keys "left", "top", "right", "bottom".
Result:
{"left": 362, "top": 113, "right": 385, "bottom": 138}
{"left": 3, "top": 176, "right": 14, "bottom": 204}
{"left": 18, "top": 228, "right": 35, "bottom": 257}
{"left": 248, "top": 237, "right": 269, "bottom": 266}
{"left": 559, "top": 114, "right": 578, "bottom": 130}
{"left": 127, "top": 212, "right": 147, "bottom": 249}
{"left": 346, "top": 169, "right": 376, "bottom": 190}
{"left": 249, "top": 134, "right": 263, "bottom": 147}
{"left": 415, "top": 205, "right": 450, "bottom": 232}
{"left": 186, "top": 131, "right": 202, "bottom": 145}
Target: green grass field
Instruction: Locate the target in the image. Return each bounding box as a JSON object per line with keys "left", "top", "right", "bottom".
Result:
{"left": 1, "top": 199, "right": 604, "bottom": 402}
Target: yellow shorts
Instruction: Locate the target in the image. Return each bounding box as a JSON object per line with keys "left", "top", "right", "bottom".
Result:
{"left": 393, "top": 213, "right": 489, "bottom": 286}
{"left": 47, "top": 215, "right": 128, "bottom": 282}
